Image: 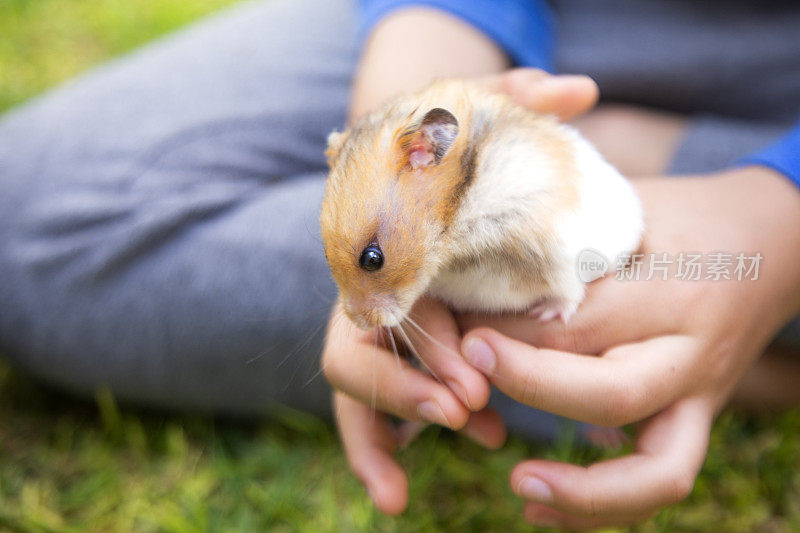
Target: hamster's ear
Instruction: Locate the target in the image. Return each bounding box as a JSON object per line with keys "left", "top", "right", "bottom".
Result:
{"left": 405, "top": 108, "right": 459, "bottom": 170}
{"left": 325, "top": 130, "right": 349, "bottom": 167}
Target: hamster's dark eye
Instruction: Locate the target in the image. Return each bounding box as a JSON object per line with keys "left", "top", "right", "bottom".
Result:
{"left": 359, "top": 245, "right": 383, "bottom": 271}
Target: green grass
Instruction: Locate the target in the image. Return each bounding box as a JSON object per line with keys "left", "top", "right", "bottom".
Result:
{"left": 1, "top": 1, "right": 800, "bottom": 531}
{"left": 2, "top": 361, "right": 800, "bottom": 533}
{"left": 0, "top": 0, "right": 241, "bottom": 111}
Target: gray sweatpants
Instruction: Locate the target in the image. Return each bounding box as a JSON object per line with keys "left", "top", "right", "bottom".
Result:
{"left": 1, "top": 0, "right": 799, "bottom": 439}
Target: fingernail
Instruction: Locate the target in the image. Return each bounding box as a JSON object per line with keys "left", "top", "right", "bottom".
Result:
{"left": 463, "top": 338, "right": 496, "bottom": 373}
{"left": 417, "top": 401, "right": 450, "bottom": 427}
{"left": 446, "top": 380, "right": 472, "bottom": 410}
{"left": 517, "top": 476, "right": 553, "bottom": 503}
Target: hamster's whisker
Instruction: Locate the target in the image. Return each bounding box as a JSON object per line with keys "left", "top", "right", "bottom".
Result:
{"left": 332, "top": 309, "right": 351, "bottom": 332}
{"left": 273, "top": 320, "right": 325, "bottom": 370}
{"left": 302, "top": 214, "right": 325, "bottom": 247}
{"left": 370, "top": 326, "right": 378, "bottom": 419}
{"left": 303, "top": 311, "right": 344, "bottom": 387}
{"left": 334, "top": 389, "right": 344, "bottom": 427}
{"left": 312, "top": 284, "right": 336, "bottom": 305}
{"left": 386, "top": 325, "right": 403, "bottom": 371}
{"left": 393, "top": 323, "right": 418, "bottom": 360}
{"left": 403, "top": 315, "right": 461, "bottom": 358}
{"left": 245, "top": 319, "right": 320, "bottom": 365}
{"left": 241, "top": 304, "right": 330, "bottom": 323}
{"left": 283, "top": 322, "right": 329, "bottom": 392}
{"left": 244, "top": 343, "right": 278, "bottom": 365}
{"left": 397, "top": 322, "right": 443, "bottom": 384}
{"left": 301, "top": 363, "right": 325, "bottom": 388}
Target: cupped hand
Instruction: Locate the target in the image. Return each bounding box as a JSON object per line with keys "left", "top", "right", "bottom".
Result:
{"left": 322, "top": 68, "right": 600, "bottom": 515}
{"left": 458, "top": 166, "right": 800, "bottom": 528}
{"left": 325, "top": 296, "right": 503, "bottom": 514}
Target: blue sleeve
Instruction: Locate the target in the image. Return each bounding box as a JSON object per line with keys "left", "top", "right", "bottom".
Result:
{"left": 739, "top": 121, "right": 800, "bottom": 190}
{"left": 358, "top": 0, "right": 555, "bottom": 71}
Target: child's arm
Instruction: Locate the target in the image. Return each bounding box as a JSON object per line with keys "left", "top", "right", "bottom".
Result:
{"left": 348, "top": 7, "right": 509, "bottom": 121}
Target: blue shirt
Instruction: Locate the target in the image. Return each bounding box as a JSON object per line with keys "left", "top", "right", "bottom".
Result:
{"left": 359, "top": 0, "right": 800, "bottom": 191}
{"left": 359, "top": 0, "right": 555, "bottom": 71}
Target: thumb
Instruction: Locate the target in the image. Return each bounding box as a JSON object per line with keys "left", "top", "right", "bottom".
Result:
{"left": 480, "top": 68, "right": 599, "bottom": 121}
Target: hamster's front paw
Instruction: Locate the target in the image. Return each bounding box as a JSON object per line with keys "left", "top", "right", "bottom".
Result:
{"left": 527, "top": 298, "right": 578, "bottom": 323}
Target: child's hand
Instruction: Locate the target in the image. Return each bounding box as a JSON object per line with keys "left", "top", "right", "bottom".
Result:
{"left": 458, "top": 167, "right": 800, "bottom": 529}
{"left": 324, "top": 296, "right": 502, "bottom": 514}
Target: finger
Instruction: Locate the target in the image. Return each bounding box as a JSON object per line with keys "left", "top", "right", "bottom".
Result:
{"left": 510, "top": 398, "right": 712, "bottom": 519}
{"left": 524, "top": 502, "right": 653, "bottom": 530}
{"left": 460, "top": 408, "right": 507, "bottom": 449}
{"left": 396, "top": 421, "right": 428, "bottom": 449}
{"left": 477, "top": 68, "right": 599, "bottom": 120}
{"left": 403, "top": 297, "right": 492, "bottom": 411}
{"left": 334, "top": 392, "right": 408, "bottom": 515}
{"left": 504, "top": 68, "right": 599, "bottom": 120}
{"left": 461, "top": 328, "right": 699, "bottom": 426}
{"left": 457, "top": 274, "right": 683, "bottom": 355}
{"left": 476, "top": 67, "right": 548, "bottom": 93}
{"left": 324, "top": 309, "right": 471, "bottom": 429}
{"left": 397, "top": 407, "right": 507, "bottom": 450}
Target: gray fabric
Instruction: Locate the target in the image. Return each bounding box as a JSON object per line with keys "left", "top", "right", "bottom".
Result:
{"left": 553, "top": 0, "right": 800, "bottom": 174}
{"left": 0, "top": 0, "right": 798, "bottom": 442}
{"left": 667, "top": 116, "right": 789, "bottom": 175}
{"left": 0, "top": 0, "right": 354, "bottom": 417}
{"left": 552, "top": 0, "right": 800, "bottom": 123}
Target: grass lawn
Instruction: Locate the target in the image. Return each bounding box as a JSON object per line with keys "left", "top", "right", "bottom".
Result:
{"left": 1, "top": 1, "right": 799, "bottom": 531}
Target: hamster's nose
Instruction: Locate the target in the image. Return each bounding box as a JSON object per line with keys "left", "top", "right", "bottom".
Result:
{"left": 343, "top": 295, "right": 400, "bottom": 329}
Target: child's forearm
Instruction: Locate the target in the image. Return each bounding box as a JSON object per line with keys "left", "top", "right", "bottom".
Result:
{"left": 349, "top": 7, "right": 509, "bottom": 122}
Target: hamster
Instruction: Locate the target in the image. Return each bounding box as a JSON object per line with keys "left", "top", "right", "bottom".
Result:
{"left": 320, "top": 79, "right": 642, "bottom": 330}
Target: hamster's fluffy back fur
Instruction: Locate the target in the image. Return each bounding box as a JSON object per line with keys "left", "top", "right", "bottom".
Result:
{"left": 427, "top": 81, "right": 642, "bottom": 316}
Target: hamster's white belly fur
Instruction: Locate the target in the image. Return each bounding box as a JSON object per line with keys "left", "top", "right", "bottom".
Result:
{"left": 429, "top": 259, "right": 557, "bottom": 313}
